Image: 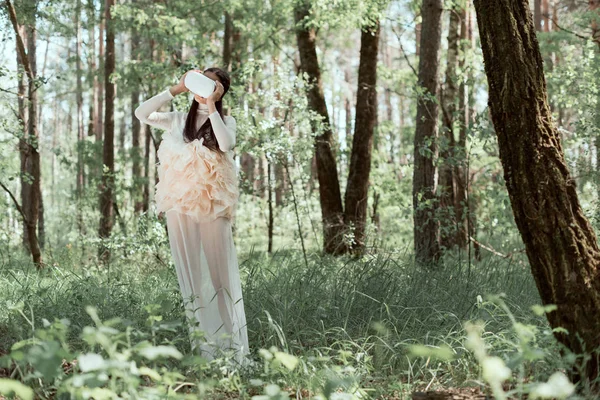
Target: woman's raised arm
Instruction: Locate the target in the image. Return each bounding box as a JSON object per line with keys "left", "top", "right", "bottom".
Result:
{"left": 135, "top": 84, "right": 187, "bottom": 130}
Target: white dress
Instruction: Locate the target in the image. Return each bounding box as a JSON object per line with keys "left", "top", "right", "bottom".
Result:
{"left": 134, "top": 89, "right": 250, "bottom": 366}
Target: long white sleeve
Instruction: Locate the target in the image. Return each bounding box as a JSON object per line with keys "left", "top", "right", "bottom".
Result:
{"left": 208, "top": 112, "right": 237, "bottom": 152}
{"left": 135, "top": 88, "right": 178, "bottom": 130}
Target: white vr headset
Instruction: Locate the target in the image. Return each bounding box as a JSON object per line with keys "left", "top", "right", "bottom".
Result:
{"left": 184, "top": 71, "right": 216, "bottom": 98}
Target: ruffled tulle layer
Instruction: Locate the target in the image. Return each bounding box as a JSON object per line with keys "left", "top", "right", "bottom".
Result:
{"left": 155, "top": 134, "right": 239, "bottom": 223}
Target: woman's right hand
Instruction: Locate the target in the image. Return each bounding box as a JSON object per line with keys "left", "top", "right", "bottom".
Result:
{"left": 179, "top": 69, "right": 204, "bottom": 91}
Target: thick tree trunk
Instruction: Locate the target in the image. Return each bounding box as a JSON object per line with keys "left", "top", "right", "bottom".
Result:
{"left": 9, "top": 0, "right": 42, "bottom": 266}
{"left": 439, "top": 6, "right": 460, "bottom": 250}
{"left": 294, "top": 2, "right": 345, "bottom": 254}
{"left": 98, "top": 0, "right": 115, "bottom": 259}
{"left": 474, "top": 0, "right": 600, "bottom": 385}
{"left": 413, "top": 0, "right": 443, "bottom": 264}
{"left": 344, "top": 22, "right": 380, "bottom": 252}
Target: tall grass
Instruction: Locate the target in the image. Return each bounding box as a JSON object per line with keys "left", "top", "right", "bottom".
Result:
{"left": 1, "top": 236, "right": 576, "bottom": 399}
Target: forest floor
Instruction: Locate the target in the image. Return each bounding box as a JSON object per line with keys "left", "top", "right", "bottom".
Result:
{"left": 0, "top": 244, "right": 577, "bottom": 399}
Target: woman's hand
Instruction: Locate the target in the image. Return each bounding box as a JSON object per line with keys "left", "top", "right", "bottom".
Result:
{"left": 170, "top": 69, "right": 202, "bottom": 97}
{"left": 207, "top": 81, "right": 224, "bottom": 104}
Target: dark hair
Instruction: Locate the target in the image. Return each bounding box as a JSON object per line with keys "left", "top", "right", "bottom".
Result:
{"left": 183, "top": 67, "right": 231, "bottom": 153}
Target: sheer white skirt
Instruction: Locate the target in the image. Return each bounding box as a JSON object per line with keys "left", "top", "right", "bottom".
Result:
{"left": 165, "top": 210, "right": 250, "bottom": 366}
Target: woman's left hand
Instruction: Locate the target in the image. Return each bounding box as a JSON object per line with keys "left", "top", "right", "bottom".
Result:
{"left": 207, "top": 81, "right": 225, "bottom": 103}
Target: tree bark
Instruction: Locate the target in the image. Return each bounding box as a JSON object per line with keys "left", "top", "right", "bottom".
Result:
{"left": 533, "top": 0, "right": 542, "bottom": 31}
{"left": 143, "top": 123, "right": 151, "bottom": 213}
{"left": 76, "top": 0, "right": 85, "bottom": 234}
{"left": 8, "top": 0, "right": 42, "bottom": 266}
{"left": 267, "top": 161, "right": 273, "bottom": 253}
{"left": 542, "top": 0, "right": 550, "bottom": 32}
{"left": 130, "top": 13, "right": 142, "bottom": 213}
{"left": 97, "top": 4, "right": 105, "bottom": 141}
{"left": 439, "top": 5, "right": 460, "bottom": 250}
{"left": 98, "top": 0, "right": 115, "bottom": 260}
{"left": 294, "top": 2, "right": 345, "bottom": 254}
{"left": 344, "top": 22, "right": 380, "bottom": 252}
{"left": 474, "top": 0, "right": 600, "bottom": 385}
{"left": 223, "top": 11, "right": 233, "bottom": 72}
{"left": 454, "top": 3, "right": 472, "bottom": 249}
{"left": 17, "top": 24, "right": 29, "bottom": 250}
{"left": 413, "top": 0, "right": 443, "bottom": 264}
{"left": 87, "top": 0, "right": 98, "bottom": 139}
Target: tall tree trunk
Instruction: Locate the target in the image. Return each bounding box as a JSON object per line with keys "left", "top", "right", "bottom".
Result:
{"left": 383, "top": 35, "right": 395, "bottom": 164}
{"left": 542, "top": 0, "right": 550, "bottom": 32}
{"left": 8, "top": 0, "right": 42, "bottom": 266}
{"left": 439, "top": 5, "right": 460, "bottom": 250}
{"left": 97, "top": 5, "right": 105, "bottom": 141}
{"left": 131, "top": 9, "right": 142, "bottom": 213}
{"left": 474, "top": 0, "right": 600, "bottom": 385}
{"left": 223, "top": 11, "right": 233, "bottom": 72}
{"left": 131, "top": 95, "right": 142, "bottom": 213}
{"left": 98, "top": 0, "right": 115, "bottom": 259}
{"left": 76, "top": 0, "right": 85, "bottom": 234}
{"left": 415, "top": 22, "right": 422, "bottom": 57}
{"left": 294, "top": 2, "right": 345, "bottom": 254}
{"left": 267, "top": 160, "right": 273, "bottom": 253}
{"left": 142, "top": 40, "right": 156, "bottom": 214}
{"left": 534, "top": 0, "right": 542, "bottom": 31}
{"left": 17, "top": 24, "right": 29, "bottom": 250}
{"left": 344, "top": 68, "right": 353, "bottom": 179}
{"left": 87, "top": 0, "right": 98, "bottom": 139}
{"left": 412, "top": 0, "right": 443, "bottom": 264}
{"left": 344, "top": 22, "right": 380, "bottom": 252}
{"left": 272, "top": 55, "right": 287, "bottom": 207}
{"left": 142, "top": 123, "right": 151, "bottom": 213}
{"left": 454, "top": 3, "right": 472, "bottom": 249}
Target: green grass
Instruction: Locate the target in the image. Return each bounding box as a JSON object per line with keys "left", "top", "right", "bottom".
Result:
{"left": 0, "top": 240, "right": 583, "bottom": 399}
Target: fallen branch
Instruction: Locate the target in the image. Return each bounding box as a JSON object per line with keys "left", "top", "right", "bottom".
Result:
{"left": 469, "top": 236, "right": 525, "bottom": 259}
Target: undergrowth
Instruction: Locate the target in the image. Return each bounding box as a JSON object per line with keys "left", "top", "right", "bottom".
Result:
{"left": 0, "top": 242, "right": 594, "bottom": 399}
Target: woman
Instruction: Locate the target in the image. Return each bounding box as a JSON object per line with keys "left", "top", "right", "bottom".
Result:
{"left": 134, "top": 68, "right": 249, "bottom": 366}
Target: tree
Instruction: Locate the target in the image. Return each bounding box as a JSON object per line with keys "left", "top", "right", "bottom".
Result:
{"left": 344, "top": 21, "right": 380, "bottom": 251}
{"left": 75, "top": 0, "right": 85, "bottom": 232}
{"left": 438, "top": 3, "right": 460, "bottom": 249}
{"left": 474, "top": 0, "right": 600, "bottom": 384}
{"left": 98, "top": 0, "right": 116, "bottom": 259}
{"left": 130, "top": 1, "right": 143, "bottom": 214}
{"left": 5, "top": 0, "right": 42, "bottom": 266}
{"left": 294, "top": 1, "right": 345, "bottom": 254}
{"left": 412, "top": 0, "right": 443, "bottom": 264}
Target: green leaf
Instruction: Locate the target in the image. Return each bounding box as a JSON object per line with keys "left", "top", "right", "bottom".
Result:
{"left": 274, "top": 351, "right": 299, "bottom": 371}
{"left": 531, "top": 304, "right": 557, "bottom": 316}
{"left": 0, "top": 379, "right": 34, "bottom": 400}
{"left": 78, "top": 353, "right": 106, "bottom": 372}
{"left": 138, "top": 345, "right": 183, "bottom": 360}
{"left": 138, "top": 366, "right": 162, "bottom": 381}
{"left": 408, "top": 344, "right": 455, "bottom": 361}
